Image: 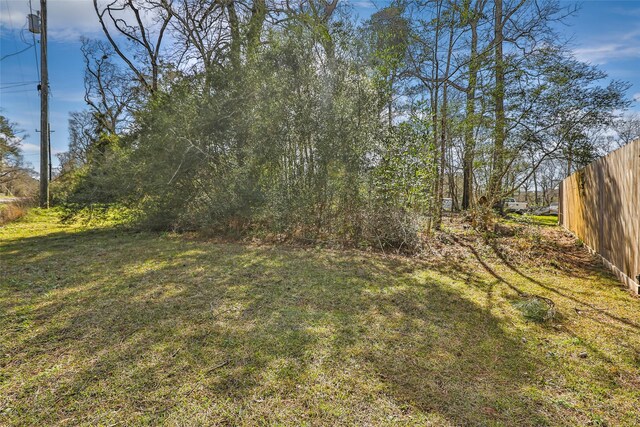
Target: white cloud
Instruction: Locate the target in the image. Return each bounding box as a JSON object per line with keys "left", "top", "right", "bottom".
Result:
{"left": 349, "top": 1, "right": 376, "bottom": 8}
{"left": 18, "top": 142, "right": 64, "bottom": 158}
{"left": 574, "top": 44, "right": 640, "bottom": 64}
{"left": 1, "top": 0, "right": 104, "bottom": 42}
{"left": 633, "top": 93, "right": 640, "bottom": 102}
{"left": 573, "top": 27, "right": 640, "bottom": 65}
{"left": 48, "top": 0, "right": 102, "bottom": 41}
{"left": 20, "top": 142, "right": 40, "bottom": 153}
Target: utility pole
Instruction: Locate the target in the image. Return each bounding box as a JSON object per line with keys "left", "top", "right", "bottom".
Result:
{"left": 39, "top": 0, "right": 49, "bottom": 208}
{"left": 35, "top": 126, "right": 54, "bottom": 180}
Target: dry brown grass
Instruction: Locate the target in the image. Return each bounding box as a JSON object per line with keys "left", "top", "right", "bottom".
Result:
{"left": 0, "top": 203, "right": 28, "bottom": 226}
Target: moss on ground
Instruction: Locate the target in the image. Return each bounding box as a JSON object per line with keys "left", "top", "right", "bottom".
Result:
{"left": 1, "top": 210, "right": 638, "bottom": 426}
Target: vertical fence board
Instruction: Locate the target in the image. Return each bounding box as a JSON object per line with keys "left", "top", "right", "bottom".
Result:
{"left": 629, "top": 140, "right": 640, "bottom": 292}
{"left": 560, "top": 139, "right": 639, "bottom": 294}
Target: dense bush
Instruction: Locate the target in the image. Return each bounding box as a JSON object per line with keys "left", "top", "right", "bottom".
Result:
{"left": 51, "top": 0, "right": 633, "bottom": 249}
{"left": 59, "top": 25, "right": 434, "bottom": 249}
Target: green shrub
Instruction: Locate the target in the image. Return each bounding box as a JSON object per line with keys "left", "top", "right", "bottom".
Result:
{"left": 514, "top": 296, "right": 556, "bottom": 323}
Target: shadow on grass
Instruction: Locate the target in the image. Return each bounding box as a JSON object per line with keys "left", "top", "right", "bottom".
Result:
{"left": 0, "top": 225, "right": 620, "bottom": 425}
{"left": 485, "top": 239, "right": 640, "bottom": 332}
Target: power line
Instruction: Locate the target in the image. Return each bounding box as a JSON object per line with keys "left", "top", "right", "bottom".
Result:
{"left": 0, "top": 88, "right": 38, "bottom": 94}
{"left": 22, "top": 0, "right": 42, "bottom": 123}
{"left": 0, "top": 44, "right": 34, "bottom": 61}
{"left": 1, "top": 0, "right": 29, "bottom": 98}
{"left": 0, "top": 0, "right": 43, "bottom": 186}
{"left": 1, "top": 82, "right": 39, "bottom": 89}
{"left": 28, "top": 0, "right": 40, "bottom": 79}
{"left": 0, "top": 80, "right": 39, "bottom": 86}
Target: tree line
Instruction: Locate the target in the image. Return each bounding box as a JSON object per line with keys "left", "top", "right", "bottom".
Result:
{"left": 50, "top": 0, "right": 637, "bottom": 249}
{"left": 0, "top": 116, "right": 38, "bottom": 197}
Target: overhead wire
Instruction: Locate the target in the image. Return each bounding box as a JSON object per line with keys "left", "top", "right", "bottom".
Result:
{"left": 0, "top": 81, "right": 39, "bottom": 89}
{"left": 0, "top": 0, "right": 30, "bottom": 89}
{"left": 27, "top": 0, "right": 40, "bottom": 79}
{"left": 0, "top": 0, "right": 41, "bottom": 166}
{"left": 0, "top": 44, "right": 33, "bottom": 61}
{"left": 0, "top": 0, "right": 57, "bottom": 175}
{"left": 1, "top": 88, "right": 38, "bottom": 94}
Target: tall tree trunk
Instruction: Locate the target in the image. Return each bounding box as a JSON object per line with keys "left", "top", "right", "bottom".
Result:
{"left": 227, "top": 1, "right": 241, "bottom": 70}
{"left": 462, "top": 11, "right": 479, "bottom": 210}
{"left": 431, "top": 2, "right": 443, "bottom": 230}
{"left": 448, "top": 133, "right": 458, "bottom": 210}
{"left": 489, "top": 0, "right": 505, "bottom": 202}
{"left": 246, "top": 0, "right": 267, "bottom": 58}
{"left": 388, "top": 74, "right": 394, "bottom": 130}
{"left": 533, "top": 168, "right": 539, "bottom": 204}
{"left": 435, "top": 86, "right": 448, "bottom": 229}
{"left": 436, "top": 11, "right": 456, "bottom": 229}
{"left": 431, "top": 83, "right": 440, "bottom": 228}
{"left": 434, "top": 8, "right": 456, "bottom": 229}
{"left": 566, "top": 143, "right": 573, "bottom": 176}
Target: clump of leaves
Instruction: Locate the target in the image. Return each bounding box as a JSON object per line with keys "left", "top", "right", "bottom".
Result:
{"left": 514, "top": 296, "right": 556, "bottom": 323}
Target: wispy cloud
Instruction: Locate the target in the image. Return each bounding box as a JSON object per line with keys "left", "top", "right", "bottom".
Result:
{"left": 633, "top": 93, "right": 640, "bottom": 102}
{"left": 1, "top": 0, "right": 102, "bottom": 42}
{"left": 19, "top": 142, "right": 64, "bottom": 157}
{"left": 20, "top": 142, "right": 40, "bottom": 153}
{"left": 574, "top": 44, "right": 640, "bottom": 64}
{"left": 573, "top": 26, "right": 640, "bottom": 64}
{"left": 351, "top": 1, "right": 376, "bottom": 8}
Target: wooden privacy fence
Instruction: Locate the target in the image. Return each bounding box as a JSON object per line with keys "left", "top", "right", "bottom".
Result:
{"left": 559, "top": 138, "right": 640, "bottom": 294}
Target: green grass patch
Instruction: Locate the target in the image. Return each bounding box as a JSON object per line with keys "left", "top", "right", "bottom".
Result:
{"left": 507, "top": 213, "right": 559, "bottom": 227}
{"left": 1, "top": 210, "right": 639, "bottom": 426}
{"left": 527, "top": 215, "right": 559, "bottom": 227}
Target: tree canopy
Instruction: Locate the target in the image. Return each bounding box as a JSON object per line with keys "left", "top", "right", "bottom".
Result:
{"left": 55, "top": 0, "right": 634, "bottom": 248}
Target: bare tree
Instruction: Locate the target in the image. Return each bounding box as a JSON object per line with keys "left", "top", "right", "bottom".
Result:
{"left": 408, "top": 0, "right": 468, "bottom": 229}
{"left": 161, "top": 0, "right": 231, "bottom": 74}
{"left": 93, "top": 0, "right": 173, "bottom": 93}
{"left": 82, "top": 38, "right": 136, "bottom": 134}
{"left": 612, "top": 112, "right": 640, "bottom": 148}
{"left": 0, "top": 115, "right": 27, "bottom": 193}
{"left": 67, "top": 111, "right": 103, "bottom": 165}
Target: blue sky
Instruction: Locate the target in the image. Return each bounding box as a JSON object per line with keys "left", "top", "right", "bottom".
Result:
{"left": 1, "top": 0, "right": 640, "bottom": 172}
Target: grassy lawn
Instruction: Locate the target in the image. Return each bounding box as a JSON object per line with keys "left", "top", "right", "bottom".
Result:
{"left": 525, "top": 214, "right": 559, "bottom": 227}
{"left": 1, "top": 210, "right": 639, "bottom": 426}
{"left": 506, "top": 213, "right": 559, "bottom": 227}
